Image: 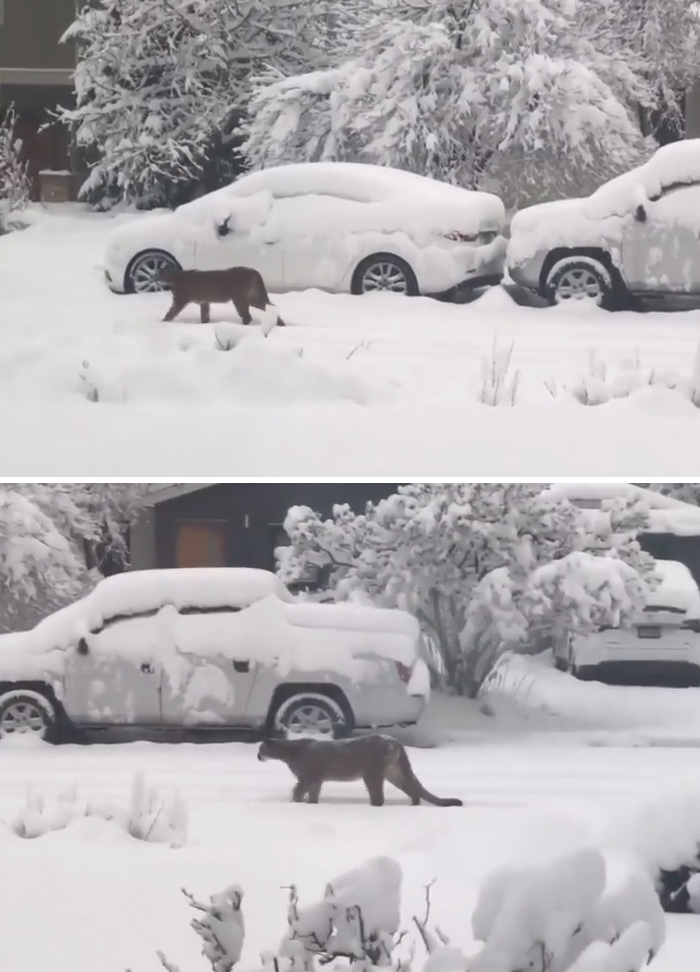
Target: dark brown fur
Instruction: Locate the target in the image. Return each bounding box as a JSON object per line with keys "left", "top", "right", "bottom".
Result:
{"left": 159, "top": 266, "right": 285, "bottom": 327}
{"left": 257, "top": 734, "right": 463, "bottom": 808}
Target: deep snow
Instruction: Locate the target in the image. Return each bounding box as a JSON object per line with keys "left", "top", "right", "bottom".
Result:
{"left": 2, "top": 205, "right": 700, "bottom": 474}
{"left": 2, "top": 729, "right": 700, "bottom": 972}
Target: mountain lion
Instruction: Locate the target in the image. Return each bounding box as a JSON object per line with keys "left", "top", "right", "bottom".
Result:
{"left": 257, "top": 734, "right": 463, "bottom": 807}
{"left": 159, "top": 266, "right": 285, "bottom": 328}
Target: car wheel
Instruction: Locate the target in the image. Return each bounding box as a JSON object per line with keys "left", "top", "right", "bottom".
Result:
{"left": 270, "top": 692, "right": 351, "bottom": 739}
{"left": 125, "top": 250, "right": 181, "bottom": 294}
{"left": 0, "top": 692, "right": 57, "bottom": 742}
{"left": 351, "top": 254, "right": 419, "bottom": 296}
{"left": 545, "top": 257, "right": 614, "bottom": 309}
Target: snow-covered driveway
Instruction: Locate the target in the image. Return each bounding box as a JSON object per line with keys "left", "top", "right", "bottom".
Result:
{"left": 2, "top": 206, "right": 700, "bottom": 475}
{"left": 1, "top": 737, "right": 699, "bottom": 972}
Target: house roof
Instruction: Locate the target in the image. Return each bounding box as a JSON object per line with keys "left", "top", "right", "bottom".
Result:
{"left": 544, "top": 483, "right": 700, "bottom": 536}
{"left": 143, "top": 483, "right": 218, "bottom": 506}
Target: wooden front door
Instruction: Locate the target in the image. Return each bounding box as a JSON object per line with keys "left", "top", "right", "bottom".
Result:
{"left": 175, "top": 521, "right": 227, "bottom": 568}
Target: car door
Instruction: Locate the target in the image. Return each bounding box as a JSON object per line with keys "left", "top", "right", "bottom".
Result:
{"left": 190, "top": 190, "right": 284, "bottom": 290}
{"left": 62, "top": 615, "right": 163, "bottom": 725}
{"left": 269, "top": 194, "right": 359, "bottom": 292}
{"left": 159, "top": 608, "right": 261, "bottom": 727}
{"left": 621, "top": 183, "right": 700, "bottom": 293}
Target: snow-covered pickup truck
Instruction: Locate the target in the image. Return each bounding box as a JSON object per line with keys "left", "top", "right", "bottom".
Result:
{"left": 0, "top": 568, "right": 430, "bottom": 743}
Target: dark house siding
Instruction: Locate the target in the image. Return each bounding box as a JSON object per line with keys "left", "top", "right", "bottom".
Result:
{"left": 152, "top": 483, "right": 405, "bottom": 572}
{"left": 639, "top": 532, "right": 700, "bottom": 587}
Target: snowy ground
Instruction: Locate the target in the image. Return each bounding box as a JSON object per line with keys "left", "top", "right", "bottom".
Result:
{"left": 2, "top": 732, "right": 700, "bottom": 972}
{"left": 5, "top": 665, "right": 700, "bottom": 972}
{"left": 2, "top": 205, "right": 700, "bottom": 475}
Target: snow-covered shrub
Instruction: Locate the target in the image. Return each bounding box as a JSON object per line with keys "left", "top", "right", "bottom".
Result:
{"left": 155, "top": 850, "right": 664, "bottom": 972}
{"left": 605, "top": 787, "right": 700, "bottom": 914}
{"left": 0, "top": 104, "right": 30, "bottom": 233}
{"left": 469, "top": 847, "right": 663, "bottom": 972}
{"left": 5, "top": 773, "right": 187, "bottom": 846}
{"left": 58, "top": 0, "right": 336, "bottom": 208}
{"left": 478, "top": 340, "right": 521, "bottom": 407}
{"left": 554, "top": 351, "right": 684, "bottom": 407}
{"left": 278, "top": 485, "right": 656, "bottom": 697}
{"left": 243, "top": 0, "right": 698, "bottom": 206}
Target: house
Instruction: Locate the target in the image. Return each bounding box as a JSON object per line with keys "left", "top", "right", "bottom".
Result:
{"left": 129, "top": 483, "right": 405, "bottom": 575}
{"left": 130, "top": 482, "right": 700, "bottom": 587}
{"left": 0, "top": 0, "right": 77, "bottom": 201}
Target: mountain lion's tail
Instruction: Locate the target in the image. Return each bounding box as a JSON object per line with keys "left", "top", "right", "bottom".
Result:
{"left": 397, "top": 748, "right": 463, "bottom": 807}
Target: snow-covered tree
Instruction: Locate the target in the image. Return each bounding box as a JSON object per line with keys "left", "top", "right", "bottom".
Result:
{"left": 244, "top": 0, "right": 659, "bottom": 205}
{"left": 278, "top": 484, "right": 656, "bottom": 697}
{"left": 60, "top": 0, "right": 340, "bottom": 208}
{"left": 0, "top": 483, "right": 148, "bottom": 631}
{"left": 0, "top": 104, "right": 30, "bottom": 232}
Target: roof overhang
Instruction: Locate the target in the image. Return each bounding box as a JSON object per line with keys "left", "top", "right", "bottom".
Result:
{"left": 143, "top": 483, "right": 217, "bottom": 507}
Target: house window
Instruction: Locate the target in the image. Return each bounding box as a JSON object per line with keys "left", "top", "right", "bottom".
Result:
{"left": 175, "top": 521, "right": 227, "bottom": 568}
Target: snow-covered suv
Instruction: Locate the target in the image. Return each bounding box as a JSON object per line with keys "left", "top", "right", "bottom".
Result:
{"left": 0, "top": 568, "right": 430, "bottom": 742}
{"left": 507, "top": 140, "right": 700, "bottom": 310}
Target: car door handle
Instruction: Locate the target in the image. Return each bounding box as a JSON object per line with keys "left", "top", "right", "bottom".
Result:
{"left": 141, "top": 662, "right": 155, "bottom": 674}
{"left": 232, "top": 660, "right": 250, "bottom": 673}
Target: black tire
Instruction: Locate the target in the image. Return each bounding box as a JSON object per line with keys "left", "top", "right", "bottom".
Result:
{"left": 351, "top": 253, "right": 419, "bottom": 296}
{"left": 0, "top": 692, "right": 58, "bottom": 743}
{"left": 124, "top": 249, "right": 181, "bottom": 294}
{"left": 268, "top": 691, "right": 353, "bottom": 739}
{"left": 545, "top": 257, "right": 616, "bottom": 310}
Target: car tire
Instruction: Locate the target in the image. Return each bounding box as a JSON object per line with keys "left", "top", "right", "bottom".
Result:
{"left": 269, "top": 692, "right": 352, "bottom": 739}
{"left": 0, "top": 691, "right": 59, "bottom": 743}
{"left": 351, "top": 254, "right": 419, "bottom": 296}
{"left": 125, "top": 249, "right": 182, "bottom": 294}
{"left": 545, "top": 256, "right": 615, "bottom": 309}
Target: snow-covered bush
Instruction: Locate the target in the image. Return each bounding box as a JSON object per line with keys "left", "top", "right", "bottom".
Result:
{"left": 59, "top": 0, "right": 336, "bottom": 208}
{"left": 605, "top": 787, "right": 700, "bottom": 915}
{"left": 0, "top": 104, "right": 30, "bottom": 233}
{"left": 155, "top": 850, "right": 663, "bottom": 972}
{"left": 6, "top": 773, "right": 187, "bottom": 846}
{"left": 243, "top": 0, "right": 691, "bottom": 206}
{"left": 278, "top": 484, "right": 656, "bottom": 697}
{"left": 548, "top": 351, "right": 684, "bottom": 407}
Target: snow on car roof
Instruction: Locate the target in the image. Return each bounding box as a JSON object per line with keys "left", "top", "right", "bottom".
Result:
{"left": 543, "top": 483, "right": 700, "bottom": 536}
{"left": 178, "top": 161, "right": 505, "bottom": 228}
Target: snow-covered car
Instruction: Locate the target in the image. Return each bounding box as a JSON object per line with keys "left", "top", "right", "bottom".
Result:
{"left": 507, "top": 139, "right": 700, "bottom": 310}
{"left": 554, "top": 560, "right": 700, "bottom": 685}
{"left": 103, "top": 161, "right": 507, "bottom": 298}
{"left": 0, "top": 567, "right": 430, "bottom": 742}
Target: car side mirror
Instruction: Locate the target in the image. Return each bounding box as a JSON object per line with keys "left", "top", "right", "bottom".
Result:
{"left": 76, "top": 637, "right": 90, "bottom": 656}
{"left": 634, "top": 203, "right": 647, "bottom": 223}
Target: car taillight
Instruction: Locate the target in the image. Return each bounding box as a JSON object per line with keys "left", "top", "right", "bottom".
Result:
{"left": 442, "top": 230, "right": 478, "bottom": 243}
{"left": 683, "top": 619, "right": 700, "bottom": 633}
{"left": 442, "top": 230, "right": 498, "bottom": 245}
{"left": 395, "top": 662, "right": 412, "bottom": 683}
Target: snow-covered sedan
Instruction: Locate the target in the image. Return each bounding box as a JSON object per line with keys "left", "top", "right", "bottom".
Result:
{"left": 0, "top": 567, "right": 430, "bottom": 742}
{"left": 103, "top": 162, "right": 507, "bottom": 298}
{"left": 507, "top": 139, "right": 700, "bottom": 310}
